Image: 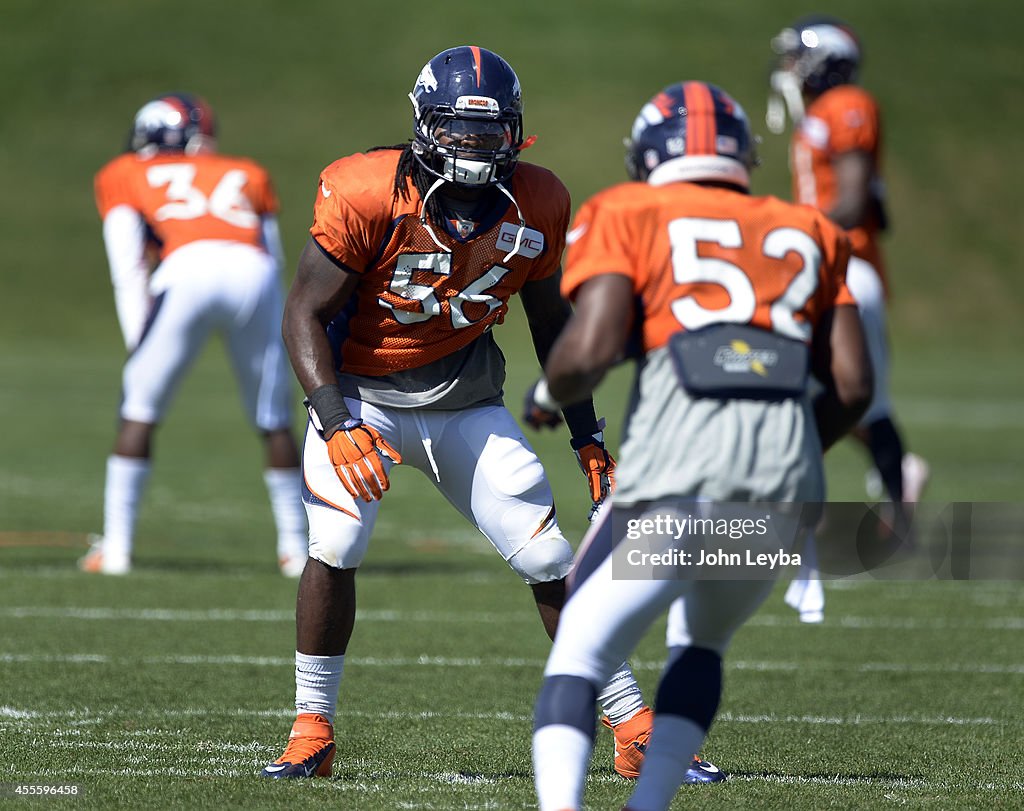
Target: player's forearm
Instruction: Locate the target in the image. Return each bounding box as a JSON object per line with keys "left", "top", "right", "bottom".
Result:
{"left": 283, "top": 239, "right": 361, "bottom": 396}
{"left": 813, "top": 306, "right": 873, "bottom": 450}
{"left": 814, "top": 385, "right": 870, "bottom": 451}
{"left": 102, "top": 206, "right": 151, "bottom": 349}
{"left": 523, "top": 295, "right": 572, "bottom": 369}
{"left": 829, "top": 151, "right": 873, "bottom": 229}
{"left": 282, "top": 308, "right": 338, "bottom": 396}
{"left": 282, "top": 313, "right": 353, "bottom": 437}
{"left": 827, "top": 197, "right": 868, "bottom": 231}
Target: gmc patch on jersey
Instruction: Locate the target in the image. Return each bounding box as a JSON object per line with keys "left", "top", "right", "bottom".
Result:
{"left": 496, "top": 222, "right": 544, "bottom": 259}
{"left": 668, "top": 323, "right": 809, "bottom": 400}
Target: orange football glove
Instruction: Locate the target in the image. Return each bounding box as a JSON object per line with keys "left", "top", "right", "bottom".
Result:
{"left": 570, "top": 430, "right": 616, "bottom": 506}
{"left": 325, "top": 420, "right": 402, "bottom": 502}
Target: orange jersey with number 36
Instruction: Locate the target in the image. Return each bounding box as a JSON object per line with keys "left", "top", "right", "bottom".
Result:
{"left": 94, "top": 152, "right": 278, "bottom": 259}
{"left": 311, "top": 149, "right": 569, "bottom": 376}
{"left": 561, "top": 182, "right": 854, "bottom": 351}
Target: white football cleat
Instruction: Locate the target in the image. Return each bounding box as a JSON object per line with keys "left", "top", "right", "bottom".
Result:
{"left": 902, "top": 453, "right": 931, "bottom": 504}
{"left": 78, "top": 535, "right": 131, "bottom": 575}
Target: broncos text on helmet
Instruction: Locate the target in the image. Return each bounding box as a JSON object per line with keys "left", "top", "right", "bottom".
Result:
{"left": 409, "top": 46, "right": 524, "bottom": 187}
{"left": 625, "top": 81, "right": 757, "bottom": 190}
{"left": 128, "top": 93, "right": 217, "bottom": 156}
{"left": 767, "top": 16, "right": 862, "bottom": 133}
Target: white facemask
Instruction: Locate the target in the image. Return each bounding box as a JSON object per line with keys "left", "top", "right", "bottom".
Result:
{"left": 766, "top": 70, "right": 806, "bottom": 134}
{"left": 442, "top": 156, "right": 497, "bottom": 186}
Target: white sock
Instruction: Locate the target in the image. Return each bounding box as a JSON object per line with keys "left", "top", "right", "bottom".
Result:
{"left": 597, "top": 661, "right": 646, "bottom": 725}
{"left": 295, "top": 652, "right": 344, "bottom": 721}
{"left": 785, "top": 533, "right": 824, "bottom": 623}
{"left": 533, "top": 724, "right": 592, "bottom": 811}
{"left": 264, "top": 468, "right": 308, "bottom": 559}
{"left": 102, "top": 455, "right": 151, "bottom": 558}
{"left": 627, "top": 715, "right": 706, "bottom": 811}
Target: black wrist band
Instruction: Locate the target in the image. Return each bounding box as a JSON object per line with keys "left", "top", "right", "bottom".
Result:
{"left": 306, "top": 384, "right": 351, "bottom": 434}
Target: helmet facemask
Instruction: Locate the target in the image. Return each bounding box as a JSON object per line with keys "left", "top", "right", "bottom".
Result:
{"left": 767, "top": 20, "right": 861, "bottom": 132}
{"left": 410, "top": 95, "right": 522, "bottom": 187}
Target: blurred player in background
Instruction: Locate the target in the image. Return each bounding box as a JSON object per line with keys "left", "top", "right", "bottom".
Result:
{"left": 83, "top": 93, "right": 308, "bottom": 577}
{"left": 530, "top": 80, "right": 872, "bottom": 811}
{"left": 259, "top": 44, "right": 697, "bottom": 782}
{"left": 767, "top": 16, "right": 929, "bottom": 512}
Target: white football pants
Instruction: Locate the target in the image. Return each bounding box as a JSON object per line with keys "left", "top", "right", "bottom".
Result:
{"left": 120, "top": 240, "right": 293, "bottom": 431}
{"left": 846, "top": 256, "right": 892, "bottom": 426}
{"left": 547, "top": 502, "right": 786, "bottom": 685}
{"left": 303, "top": 400, "right": 574, "bottom": 583}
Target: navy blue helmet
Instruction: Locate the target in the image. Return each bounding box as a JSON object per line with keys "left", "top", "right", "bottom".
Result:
{"left": 128, "top": 93, "right": 216, "bottom": 154}
{"left": 409, "top": 46, "right": 524, "bottom": 186}
{"left": 625, "top": 81, "right": 757, "bottom": 189}
{"left": 771, "top": 16, "right": 862, "bottom": 96}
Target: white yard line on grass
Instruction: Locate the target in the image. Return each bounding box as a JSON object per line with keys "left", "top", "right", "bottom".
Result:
{"left": 2, "top": 652, "right": 1022, "bottom": 675}
{"left": 7, "top": 762, "right": 1023, "bottom": 794}
{"left": 7, "top": 708, "right": 1007, "bottom": 729}
{"left": 894, "top": 398, "right": 1024, "bottom": 429}
{"left": 2, "top": 705, "right": 1011, "bottom": 729}
{"left": 3, "top": 605, "right": 1023, "bottom": 631}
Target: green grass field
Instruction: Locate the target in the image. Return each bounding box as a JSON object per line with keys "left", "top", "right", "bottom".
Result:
{"left": 1, "top": 0, "right": 1023, "bottom": 808}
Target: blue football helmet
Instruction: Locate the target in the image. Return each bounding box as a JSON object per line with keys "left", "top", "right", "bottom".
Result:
{"left": 625, "top": 81, "right": 757, "bottom": 189}
{"left": 128, "top": 93, "right": 216, "bottom": 154}
{"left": 772, "top": 16, "right": 862, "bottom": 95}
{"left": 409, "top": 46, "right": 524, "bottom": 186}
{"left": 767, "top": 17, "right": 862, "bottom": 133}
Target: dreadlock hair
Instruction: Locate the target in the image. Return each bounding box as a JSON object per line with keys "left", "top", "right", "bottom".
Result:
{"left": 368, "top": 142, "right": 447, "bottom": 226}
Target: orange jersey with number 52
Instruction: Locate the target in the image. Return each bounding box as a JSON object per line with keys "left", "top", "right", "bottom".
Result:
{"left": 562, "top": 181, "right": 854, "bottom": 352}
{"left": 311, "top": 149, "right": 569, "bottom": 376}
{"left": 94, "top": 152, "right": 278, "bottom": 259}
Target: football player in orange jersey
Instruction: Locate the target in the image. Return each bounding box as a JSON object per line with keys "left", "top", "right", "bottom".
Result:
{"left": 768, "top": 16, "right": 929, "bottom": 514}
{"left": 260, "top": 46, "right": 719, "bottom": 785}
{"left": 83, "top": 94, "right": 308, "bottom": 577}
{"left": 529, "top": 81, "right": 872, "bottom": 811}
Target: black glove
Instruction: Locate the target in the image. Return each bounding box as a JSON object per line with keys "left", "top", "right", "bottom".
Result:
{"left": 523, "top": 379, "right": 563, "bottom": 430}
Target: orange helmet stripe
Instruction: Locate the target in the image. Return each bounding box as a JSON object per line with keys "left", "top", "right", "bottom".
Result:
{"left": 470, "top": 45, "right": 482, "bottom": 87}
{"left": 161, "top": 94, "right": 192, "bottom": 122}
{"left": 683, "top": 81, "right": 716, "bottom": 156}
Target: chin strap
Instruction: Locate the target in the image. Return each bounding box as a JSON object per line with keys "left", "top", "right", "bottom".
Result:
{"left": 418, "top": 176, "right": 453, "bottom": 254}
{"left": 495, "top": 181, "right": 526, "bottom": 263}
{"left": 418, "top": 176, "right": 527, "bottom": 264}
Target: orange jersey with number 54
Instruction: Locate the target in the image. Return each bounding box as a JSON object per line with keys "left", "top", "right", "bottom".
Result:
{"left": 94, "top": 152, "right": 278, "bottom": 259}
{"left": 311, "top": 149, "right": 569, "bottom": 376}
{"left": 561, "top": 182, "right": 854, "bottom": 352}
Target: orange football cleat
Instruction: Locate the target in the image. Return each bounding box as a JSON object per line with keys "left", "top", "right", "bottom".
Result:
{"left": 260, "top": 713, "right": 335, "bottom": 779}
{"left": 603, "top": 706, "right": 653, "bottom": 779}
{"left": 604, "top": 708, "right": 727, "bottom": 783}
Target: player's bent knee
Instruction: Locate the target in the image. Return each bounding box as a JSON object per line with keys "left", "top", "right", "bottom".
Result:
{"left": 508, "top": 537, "right": 574, "bottom": 585}
{"left": 306, "top": 506, "right": 369, "bottom": 570}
